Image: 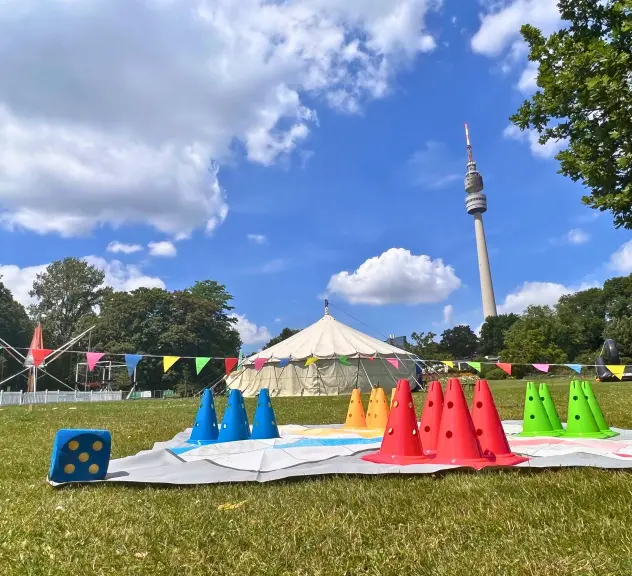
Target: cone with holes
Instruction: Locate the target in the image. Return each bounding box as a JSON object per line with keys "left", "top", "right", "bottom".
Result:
{"left": 581, "top": 380, "right": 618, "bottom": 438}
{"left": 433, "top": 378, "right": 492, "bottom": 469}
{"left": 189, "top": 388, "right": 219, "bottom": 443}
{"left": 366, "top": 387, "right": 377, "bottom": 422}
{"left": 344, "top": 388, "right": 367, "bottom": 429}
{"left": 362, "top": 379, "right": 427, "bottom": 465}
{"left": 564, "top": 380, "right": 610, "bottom": 438}
{"left": 250, "top": 388, "right": 280, "bottom": 440}
{"left": 419, "top": 380, "right": 443, "bottom": 455}
{"left": 367, "top": 387, "right": 389, "bottom": 429}
{"left": 538, "top": 382, "right": 563, "bottom": 433}
{"left": 218, "top": 389, "right": 251, "bottom": 443}
{"left": 471, "top": 379, "right": 528, "bottom": 466}
{"left": 516, "top": 382, "right": 561, "bottom": 437}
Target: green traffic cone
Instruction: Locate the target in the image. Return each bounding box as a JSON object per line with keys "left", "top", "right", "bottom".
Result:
{"left": 517, "top": 382, "right": 561, "bottom": 437}
{"left": 538, "top": 383, "right": 563, "bottom": 432}
{"left": 581, "top": 380, "right": 618, "bottom": 438}
{"left": 564, "top": 381, "right": 610, "bottom": 439}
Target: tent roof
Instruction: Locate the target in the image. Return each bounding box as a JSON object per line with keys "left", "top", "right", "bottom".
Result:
{"left": 247, "top": 313, "right": 412, "bottom": 362}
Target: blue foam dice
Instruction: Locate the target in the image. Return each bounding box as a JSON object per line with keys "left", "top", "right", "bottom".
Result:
{"left": 48, "top": 429, "right": 111, "bottom": 483}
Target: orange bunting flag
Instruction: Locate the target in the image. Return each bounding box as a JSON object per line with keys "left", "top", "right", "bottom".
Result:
{"left": 305, "top": 356, "right": 318, "bottom": 367}
{"left": 496, "top": 363, "right": 512, "bottom": 375}
{"left": 225, "top": 357, "right": 239, "bottom": 375}
{"left": 163, "top": 356, "right": 180, "bottom": 373}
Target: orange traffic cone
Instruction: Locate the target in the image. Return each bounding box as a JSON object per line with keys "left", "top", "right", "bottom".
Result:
{"left": 390, "top": 387, "right": 396, "bottom": 408}
{"left": 367, "top": 387, "right": 389, "bottom": 429}
{"left": 362, "top": 379, "right": 427, "bottom": 465}
{"left": 366, "top": 387, "right": 377, "bottom": 422}
{"left": 419, "top": 380, "right": 443, "bottom": 455}
{"left": 344, "top": 388, "right": 367, "bottom": 428}
{"left": 471, "top": 380, "right": 528, "bottom": 466}
{"left": 434, "top": 378, "right": 491, "bottom": 469}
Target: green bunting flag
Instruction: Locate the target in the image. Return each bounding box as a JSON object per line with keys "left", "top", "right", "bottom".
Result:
{"left": 195, "top": 357, "right": 211, "bottom": 375}
{"left": 338, "top": 356, "right": 352, "bottom": 366}
{"left": 467, "top": 361, "right": 482, "bottom": 373}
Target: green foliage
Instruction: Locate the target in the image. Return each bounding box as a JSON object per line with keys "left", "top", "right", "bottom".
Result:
{"left": 478, "top": 314, "right": 520, "bottom": 357}
{"left": 556, "top": 287, "right": 607, "bottom": 357}
{"left": 263, "top": 327, "right": 300, "bottom": 350}
{"left": 439, "top": 325, "right": 478, "bottom": 359}
{"left": 93, "top": 287, "right": 240, "bottom": 391}
{"left": 0, "top": 281, "right": 33, "bottom": 382}
{"left": 510, "top": 0, "right": 632, "bottom": 228}
{"left": 406, "top": 331, "right": 442, "bottom": 359}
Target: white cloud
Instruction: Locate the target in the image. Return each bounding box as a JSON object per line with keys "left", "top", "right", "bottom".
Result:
{"left": 247, "top": 234, "right": 267, "bottom": 245}
{"left": 498, "top": 280, "right": 595, "bottom": 315}
{"left": 148, "top": 241, "right": 177, "bottom": 257}
{"left": 443, "top": 304, "right": 454, "bottom": 325}
{"left": 503, "top": 124, "right": 566, "bottom": 158}
{"left": 567, "top": 228, "right": 590, "bottom": 245}
{"left": 325, "top": 248, "right": 461, "bottom": 305}
{"left": 0, "top": 257, "right": 164, "bottom": 307}
{"left": 408, "top": 141, "right": 461, "bottom": 189}
{"left": 609, "top": 240, "right": 632, "bottom": 274}
{"left": 517, "top": 61, "right": 538, "bottom": 93}
{"left": 0, "top": 0, "right": 440, "bottom": 238}
{"left": 230, "top": 313, "right": 271, "bottom": 345}
{"left": 106, "top": 241, "right": 143, "bottom": 255}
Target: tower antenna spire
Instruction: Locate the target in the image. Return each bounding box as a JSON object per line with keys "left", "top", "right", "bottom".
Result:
{"left": 464, "top": 123, "right": 474, "bottom": 164}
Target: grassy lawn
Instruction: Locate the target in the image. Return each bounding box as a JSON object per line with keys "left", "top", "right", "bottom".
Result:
{"left": 2, "top": 380, "right": 632, "bottom": 575}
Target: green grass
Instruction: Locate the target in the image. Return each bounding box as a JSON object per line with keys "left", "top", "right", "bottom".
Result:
{"left": 3, "top": 381, "right": 632, "bottom": 575}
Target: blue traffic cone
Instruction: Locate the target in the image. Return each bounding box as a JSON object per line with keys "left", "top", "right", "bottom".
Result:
{"left": 189, "top": 389, "right": 219, "bottom": 444}
{"left": 251, "top": 389, "right": 280, "bottom": 440}
{"left": 218, "top": 389, "right": 251, "bottom": 443}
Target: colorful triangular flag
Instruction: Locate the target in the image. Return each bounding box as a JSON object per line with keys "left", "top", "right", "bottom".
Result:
{"left": 86, "top": 352, "right": 105, "bottom": 371}
{"left": 125, "top": 354, "right": 143, "bottom": 376}
{"left": 607, "top": 365, "right": 625, "bottom": 380}
{"left": 225, "top": 357, "right": 239, "bottom": 375}
{"left": 496, "top": 363, "right": 512, "bottom": 375}
{"left": 195, "top": 357, "right": 210, "bottom": 375}
{"left": 386, "top": 358, "right": 399, "bottom": 369}
{"left": 278, "top": 357, "right": 291, "bottom": 368}
{"left": 338, "top": 356, "right": 352, "bottom": 366}
{"left": 163, "top": 356, "right": 180, "bottom": 373}
{"left": 441, "top": 360, "right": 454, "bottom": 369}
{"left": 31, "top": 348, "right": 52, "bottom": 368}
{"left": 254, "top": 357, "right": 267, "bottom": 372}
{"left": 565, "top": 364, "right": 582, "bottom": 374}
{"left": 467, "top": 361, "right": 481, "bottom": 373}
{"left": 305, "top": 356, "right": 318, "bottom": 367}
{"left": 533, "top": 363, "right": 550, "bottom": 373}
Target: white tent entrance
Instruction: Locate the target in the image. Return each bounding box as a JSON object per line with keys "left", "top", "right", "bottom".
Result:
{"left": 227, "top": 309, "right": 420, "bottom": 397}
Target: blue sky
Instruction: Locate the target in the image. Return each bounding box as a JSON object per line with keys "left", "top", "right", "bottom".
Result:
{"left": 0, "top": 0, "right": 630, "bottom": 352}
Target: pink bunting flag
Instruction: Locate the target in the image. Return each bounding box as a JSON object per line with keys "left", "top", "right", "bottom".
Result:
{"left": 386, "top": 358, "right": 399, "bottom": 369}
{"left": 496, "top": 363, "right": 512, "bottom": 375}
{"left": 533, "top": 363, "right": 550, "bottom": 373}
{"left": 86, "top": 352, "right": 105, "bottom": 371}
{"left": 254, "top": 357, "right": 267, "bottom": 372}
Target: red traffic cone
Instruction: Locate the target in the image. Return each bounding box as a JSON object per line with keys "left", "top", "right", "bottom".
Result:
{"left": 434, "top": 378, "right": 491, "bottom": 469}
{"left": 362, "top": 379, "right": 428, "bottom": 465}
{"left": 471, "top": 380, "right": 528, "bottom": 466}
{"left": 419, "top": 380, "right": 443, "bottom": 455}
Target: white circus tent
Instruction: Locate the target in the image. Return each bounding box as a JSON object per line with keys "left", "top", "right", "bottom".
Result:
{"left": 226, "top": 307, "right": 420, "bottom": 397}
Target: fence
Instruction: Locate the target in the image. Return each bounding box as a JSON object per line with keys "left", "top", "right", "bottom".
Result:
{"left": 0, "top": 390, "right": 124, "bottom": 407}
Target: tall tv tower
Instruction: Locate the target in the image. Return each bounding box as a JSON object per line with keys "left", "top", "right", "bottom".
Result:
{"left": 464, "top": 123, "right": 497, "bottom": 319}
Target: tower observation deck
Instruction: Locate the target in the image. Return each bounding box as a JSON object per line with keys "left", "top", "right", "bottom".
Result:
{"left": 464, "top": 124, "right": 497, "bottom": 319}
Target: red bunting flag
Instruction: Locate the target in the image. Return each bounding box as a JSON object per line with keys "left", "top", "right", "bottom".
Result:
{"left": 225, "top": 357, "right": 239, "bottom": 375}
{"left": 496, "top": 363, "right": 512, "bottom": 375}
{"left": 32, "top": 348, "right": 52, "bottom": 368}
{"left": 254, "top": 357, "right": 267, "bottom": 372}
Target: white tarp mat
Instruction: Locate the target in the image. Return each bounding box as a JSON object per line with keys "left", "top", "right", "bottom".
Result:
{"left": 53, "top": 421, "right": 632, "bottom": 486}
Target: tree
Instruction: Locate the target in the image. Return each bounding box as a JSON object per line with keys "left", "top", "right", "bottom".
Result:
{"left": 0, "top": 281, "right": 33, "bottom": 384}
{"left": 93, "top": 287, "right": 241, "bottom": 391}
{"left": 186, "top": 280, "right": 235, "bottom": 311}
{"left": 406, "top": 331, "right": 442, "bottom": 359}
{"left": 602, "top": 274, "right": 632, "bottom": 319}
{"left": 263, "top": 328, "right": 300, "bottom": 350}
{"left": 439, "top": 325, "right": 478, "bottom": 359}
{"left": 501, "top": 306, "right": 568, "bottom": 366}
{"left": 478, "top": 314, "right": 520, "bottom": 357}
{"left": 556, "top": 287, "right": 607, "bottom": 358}
{"left": 510, "top": 0, "right": 632, "bottom": 228}
{"left": 29, "top": 257, "right": 107, "bottom": 347}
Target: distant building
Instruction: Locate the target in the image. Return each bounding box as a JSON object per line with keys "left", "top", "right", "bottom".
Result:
{"left": 386, "top": 335, "right": 408, "bottom": 348}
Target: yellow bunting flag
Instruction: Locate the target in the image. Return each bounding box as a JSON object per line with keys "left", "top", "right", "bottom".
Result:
{"left": 305, "top": 356, "right": 318, "bottom": 367}
{"left": 441, "top": 361, "right": 454, "bottom": 369}
{"left": 607, "top": 365, "right": 626, "bottom": 380}
{"left": 163, "top": 356, "right": 180, "bottom": 373}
